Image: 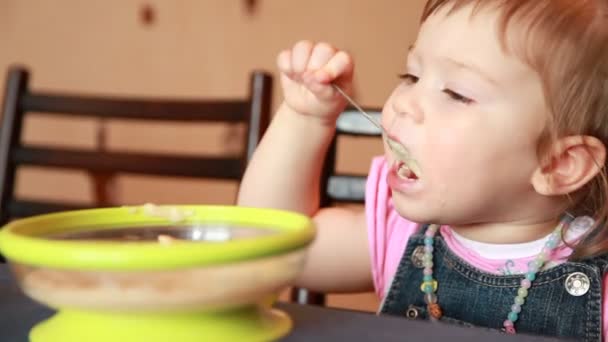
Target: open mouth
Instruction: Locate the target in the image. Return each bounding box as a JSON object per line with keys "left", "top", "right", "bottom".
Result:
{"left": 385, "top": 135, "right": 421, "bottom": 180}
{"left": 395, "top": 160, "right": 419, "bottom": 180}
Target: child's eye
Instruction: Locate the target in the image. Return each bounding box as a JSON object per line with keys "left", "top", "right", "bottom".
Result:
{"left": 443, "top": 89, "right": 474, "bottom": 105}
{"left": 398, "top": 73, "right": 419, "bottom": 85}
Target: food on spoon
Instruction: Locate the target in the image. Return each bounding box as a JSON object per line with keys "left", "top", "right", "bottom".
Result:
{"left": 384, "top": 134, "right": 421, "bottom": 178}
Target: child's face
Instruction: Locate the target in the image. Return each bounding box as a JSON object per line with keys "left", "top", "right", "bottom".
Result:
{"left": 382, "top": 4, "right": 554, "bottom": 225}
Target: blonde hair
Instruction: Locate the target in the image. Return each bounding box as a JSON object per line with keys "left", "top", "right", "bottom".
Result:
{"left": 422, "top": 0, "right": 608, "bottom": 259}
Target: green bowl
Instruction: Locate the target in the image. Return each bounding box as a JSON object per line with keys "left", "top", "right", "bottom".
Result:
{"left": 0, "top": 205, "right": 315, "bottom": 342}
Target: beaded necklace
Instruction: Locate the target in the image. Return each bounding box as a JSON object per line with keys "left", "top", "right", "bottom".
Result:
{"left": 420, "top": 216, "right": 573, "bottom": 334}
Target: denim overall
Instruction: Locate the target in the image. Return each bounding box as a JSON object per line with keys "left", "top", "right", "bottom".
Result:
{"left": 379, "top": 225, "right": 608, "bottom": 341}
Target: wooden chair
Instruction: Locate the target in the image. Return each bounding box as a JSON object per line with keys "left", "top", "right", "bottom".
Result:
{"left": 0, "top": 66, "right": 272, "bottom": 225}
{"left": 291, "top": 107, "right": 383, "bottom": 306}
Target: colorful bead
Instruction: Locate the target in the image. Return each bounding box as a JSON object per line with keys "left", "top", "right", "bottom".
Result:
{"left": 546, "top": 237, "right": 558, "bottom": 249}
{"left": 420, "top": 280, "right": 437, "bottom": 293}
{"left": 428, "top": 303, "right": 443, "bottom": 319}
{"left": 503, "top": 319, "right": 516, "bottom": 334}
{"left": 420, "top": 225, "right": 444, "bottom": 321}
{"left": 424, "top": 293, "right": 437, "bottom": 304}
{"left": 419, "top": 217, "right": 569, "bottom": 336}
{"left": 537, "top": 251, "right": 548, "bottom": 262}
{"left": 517, "top": 288, "right": 528, "bottom": 298}
{"left": 528, "top": 265, "right": 539, "bottom": 273}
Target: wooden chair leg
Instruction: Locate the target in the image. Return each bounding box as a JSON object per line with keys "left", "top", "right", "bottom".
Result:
{"left": 291, "top": 287, "right": 326, "bottom": 306}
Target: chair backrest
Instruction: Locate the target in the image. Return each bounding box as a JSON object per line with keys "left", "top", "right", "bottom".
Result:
{"left": 291, "top": 107, "right": 383, "bottom": 306}
{"left": 320, "top": 107, "right": 383, "bottom": 206}
{"left": 0, "top": 66, "right": 272, "bottom": 224}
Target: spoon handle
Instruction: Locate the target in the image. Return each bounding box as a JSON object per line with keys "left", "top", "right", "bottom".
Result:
{"left": 331, "top": 84, "right": 384, "bottom": 132}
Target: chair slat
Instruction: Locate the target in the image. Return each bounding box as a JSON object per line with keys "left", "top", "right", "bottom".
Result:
{"left": 22, "top": 93, "right": 250, "bottom": 122}
{"left": 336, "top": 109, "right": 383, "bottom": 136}
{"left": 13, "top": 147, "right": 243, "bottom": 179}
{"left": 326, "top": 174, "right": 367, "bottom": 203}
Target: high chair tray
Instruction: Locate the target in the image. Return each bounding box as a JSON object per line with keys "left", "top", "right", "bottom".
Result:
{"left": 0, "top": 264, "right": 565, "bottom": 342}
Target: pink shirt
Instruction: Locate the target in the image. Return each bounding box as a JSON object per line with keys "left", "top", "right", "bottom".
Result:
{"left": 365, "top": 156, "right": 608, "bottom": 337}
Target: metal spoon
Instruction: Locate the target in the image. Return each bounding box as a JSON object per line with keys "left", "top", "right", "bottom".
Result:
{"left": 331, "top": 84, "right": 384, "bottom": 132}
{"left": 331, "top": 84, "right": 412, "bottom": 164}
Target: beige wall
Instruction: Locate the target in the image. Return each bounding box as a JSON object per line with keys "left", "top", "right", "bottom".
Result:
{"left": 0, "top": 0, "right": 426, "bottom": 310}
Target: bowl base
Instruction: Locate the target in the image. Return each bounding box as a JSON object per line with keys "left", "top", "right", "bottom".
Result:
{"left": 30, "top": 305, "right": 292, "bottom": 342}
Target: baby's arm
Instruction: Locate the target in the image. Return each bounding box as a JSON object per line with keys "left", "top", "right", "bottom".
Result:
{"left": 295, "top": 207, "right": 372, "bottom": 293}
{"left": 238, "top": 40, "right": 352, "bottom": 215}
{"left": 238, "top": 41, "right": 373, "bottom": 292}
{"left": 237, "top": 102, "right": 336, "bottom": 216}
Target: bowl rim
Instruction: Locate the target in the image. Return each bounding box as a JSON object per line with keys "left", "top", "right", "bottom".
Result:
{"left": 0, "top": 205, "right": 315, "bottom": 270}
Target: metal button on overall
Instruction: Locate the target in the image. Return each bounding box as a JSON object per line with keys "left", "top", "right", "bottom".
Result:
{"left": 411, "top": 246, "right": 426, "bottom": 268}
{"left": 564, "top": 272, "right": 590, "bottom": 296}
{"left": 405, "top": 305, "right": 420, "bottom": 319}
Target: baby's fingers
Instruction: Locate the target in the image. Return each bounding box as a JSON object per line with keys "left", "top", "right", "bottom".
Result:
{"left": 277, "top": 40, "right": 317, "bottom": 80}
{"left": 313, "top": 51, "right": 354, "bottom": 85}
{"left": 277, "top": 49, "right": 293, "bottom": 76}
{"left": 306, "top": 43, "right": 337, "bottom": 72}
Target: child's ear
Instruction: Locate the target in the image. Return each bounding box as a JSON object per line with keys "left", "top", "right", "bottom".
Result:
{"left": 532, "top": 135, "right": 606, "bottom": 195}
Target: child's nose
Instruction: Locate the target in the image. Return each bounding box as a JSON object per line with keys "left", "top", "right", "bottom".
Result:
{"left": 384, "top": 118, "right": 410, "bottom": 141}
{"left": 390, "top": 86, "right": 424, "bottom": 124}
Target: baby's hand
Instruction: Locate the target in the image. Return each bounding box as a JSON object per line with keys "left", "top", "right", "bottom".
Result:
{"left": 277, "top": 40, "right": 354, "bottom": 124}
